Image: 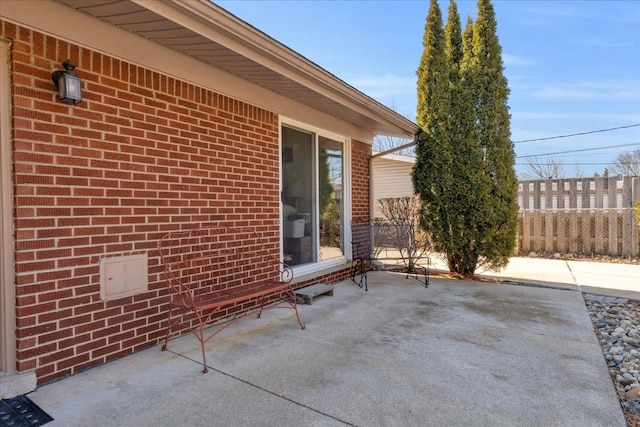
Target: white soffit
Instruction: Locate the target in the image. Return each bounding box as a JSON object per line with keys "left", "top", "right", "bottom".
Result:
{"left": 51, "top": 0, "right": 418, "bottom": 139}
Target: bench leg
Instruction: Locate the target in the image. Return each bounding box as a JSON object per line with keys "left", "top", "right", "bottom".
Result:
{"left": 257, "top": 292, "right": 306, "bottom": 330}
{"left": 424, "top": 262, "right": 429, "bottom": 287}
{"left": 285, "top": 289, "right": 306, "bottom": 330}
{"left": 164, "top": 292, "right": 305, "bottom": 374}
{"left": 403, "top": 263, "right": 429, "bottom": 288}
{"left": 161, "top": 304, "right": 210, "bottom": 373}
{"left": 161, "top": 304, "right": 182, "bottom": 352}
{"left": 351, "top": 258, "right": 368, "bottom": 291}
{"left": 195, "top": 311, "right": 209, "bottom": 373}
{"left": 257, "top": 295, "right": 265, "bottom": 319}
{"left": 161, "top": 306, "right": 172, "bottom": 352}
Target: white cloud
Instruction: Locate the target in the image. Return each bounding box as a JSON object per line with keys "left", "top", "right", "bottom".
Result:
{"left": 345, "top": 73, "right": 416, "bottom": 98}
{"left": 512, "top": 111, "right": 640, "bottom": 122}
{"left": 529, "top": 81, "right": 640, "bottom": 101}
{"left": 503, "top": 53, "right": 534, "bottom": 67}
{"left": 521, "top": 5, "right": 587, "bottom": 19}
{"left": 517, "top": 2, "right": 640, "bottom": 29}
{"left": 571, "top": 37, "right": 636, "bottom": 48}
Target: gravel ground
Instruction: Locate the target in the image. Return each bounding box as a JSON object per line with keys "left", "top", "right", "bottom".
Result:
{"left": 585, "top": 294, "right": 640, "bottom": 427}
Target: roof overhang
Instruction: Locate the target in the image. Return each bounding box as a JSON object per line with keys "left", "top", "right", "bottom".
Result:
{"left": 44, "top": 0, "right": 419, "bottom": 139}
{"left": 372, "top": 152, "right": 417, "bottom": 163}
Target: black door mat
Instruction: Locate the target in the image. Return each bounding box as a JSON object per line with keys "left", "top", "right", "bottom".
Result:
{"left": 0, "top": 395, "right": 53, "bottom": 426}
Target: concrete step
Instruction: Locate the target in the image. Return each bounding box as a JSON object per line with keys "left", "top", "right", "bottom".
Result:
{"left": 295, "top": 283, "right": 335, "bottom": 305}
{"left": 1, "top": 371, "right": 37, "bottom": 399}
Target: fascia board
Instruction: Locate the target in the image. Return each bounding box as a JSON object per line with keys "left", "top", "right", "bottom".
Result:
{"left": 146, "top": 0, "right": 418, "bottom": 138}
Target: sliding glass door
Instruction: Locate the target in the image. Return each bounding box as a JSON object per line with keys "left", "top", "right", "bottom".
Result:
{"left": 281, "top": 125, "right": 345, "bottom": 266}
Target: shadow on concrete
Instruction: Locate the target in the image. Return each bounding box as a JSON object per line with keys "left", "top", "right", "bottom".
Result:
{"left": 28, "top": 272, "right": 626, "bottom": 426}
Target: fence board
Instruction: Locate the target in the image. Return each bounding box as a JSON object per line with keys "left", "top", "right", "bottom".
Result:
{"left": 624, "top": 208, "right": 639, "bottom": 257}
{"left": 521, "top": 182, "right": 529, "bottom": 209}
{"left": 569, "top": 209, "right": 578, "bottom": 253}
{"left": 557, "top": 179, "right": 565, "bottom": 209}
{"left": 583, "top": 178, "right": 591, "bottom": 209}
{"left": 593, "top": 209, "right": 602, "bottom": 253}
{"left": 533, "top": 211, "right": 542, "bottom": 250}
{"left": 584, "top": 211, "right": 592, "bottom": 253}
{"left": 569, "top": 179, "right": 578, "bottom": 209}
{"left": 557, "top": 210, "right": 566, "bottom": 253}
{"left": 545, "top": 207, "right": 554, "bottom": 252}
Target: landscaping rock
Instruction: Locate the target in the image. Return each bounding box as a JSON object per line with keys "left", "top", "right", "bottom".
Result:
{"left": 585, "top": 295, "right": 640, "bottom": 425}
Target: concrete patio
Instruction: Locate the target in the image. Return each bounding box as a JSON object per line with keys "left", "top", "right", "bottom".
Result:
{"left": 27, "top": 269, "right": 628, "bottom": 426}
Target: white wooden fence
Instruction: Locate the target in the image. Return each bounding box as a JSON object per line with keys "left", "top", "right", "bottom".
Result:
{"left": 518, "top": 177, "right": 640, "bottom": 257}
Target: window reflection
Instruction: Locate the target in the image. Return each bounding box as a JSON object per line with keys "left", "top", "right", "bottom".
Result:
{"left": 319, "top": 137, "right": 343, "bottom": 261}
{"left": 282, "top": 127, "right": 313, "bottom": 266}
{"left": 281, "top": 127, "right": 344, "bottom": 266}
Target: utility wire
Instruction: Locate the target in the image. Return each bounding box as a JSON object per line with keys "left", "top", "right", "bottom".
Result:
{"left": 513, "top": 123, "right": 640, "bottom": 144}
{"left": 515, "top": 162, "right": 620, "bottom": 166}
{"left": 517, "top": 142, "right": 640, "bottom": 159}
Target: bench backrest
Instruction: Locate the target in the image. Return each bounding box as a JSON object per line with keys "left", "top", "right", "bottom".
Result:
{"left": 158, "top": 226, "right": 293, "bottom": 305}
{"left": 351, "top": 219, "right": 414, "bottom": 261}
{"left": 351, "top": 220, "right": 373, "bottom": 261}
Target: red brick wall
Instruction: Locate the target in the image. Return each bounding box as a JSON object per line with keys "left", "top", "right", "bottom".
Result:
{"left": 2, "top": 20, "right": 371, "bottom": 384}
{"left": 352, "top": 139, "right": 371, "bottom": 220}
{"left": 3, "top": 21, "right": 287, "bottom": 383}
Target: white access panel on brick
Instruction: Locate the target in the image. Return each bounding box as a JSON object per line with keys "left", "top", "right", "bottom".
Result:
{"left": 100, "top": 254, "right": 148, "bottom": 300}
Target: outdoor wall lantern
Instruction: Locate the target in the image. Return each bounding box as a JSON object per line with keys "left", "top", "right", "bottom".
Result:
{"left": 51, "top": 60, "right": 82, "bottom": 104}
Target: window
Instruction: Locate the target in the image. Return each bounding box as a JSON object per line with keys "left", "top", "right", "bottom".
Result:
{"left": 281, "top": 124, "right": 347, "bottom": 268}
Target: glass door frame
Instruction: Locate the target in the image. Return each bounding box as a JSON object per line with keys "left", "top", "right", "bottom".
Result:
{"left": 279, "top": 118, "right": 352, "bottom": 276}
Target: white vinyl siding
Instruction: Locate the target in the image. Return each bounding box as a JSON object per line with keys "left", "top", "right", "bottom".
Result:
{"left": 372, "top": 154, "right": 415, "bottom": 218}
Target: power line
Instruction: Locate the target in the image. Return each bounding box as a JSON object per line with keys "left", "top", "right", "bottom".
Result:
{"left": 513, "top": 123, "right": 640, "bottom": 144}
{"left": 517, "top": 142, "right": 640, "bottom": 159}
{"left": 515, "top": 162, "right": 617, "bottom": 166}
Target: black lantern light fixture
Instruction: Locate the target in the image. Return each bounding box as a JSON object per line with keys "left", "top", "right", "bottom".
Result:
{"left": 51, "top": 60, "right": 82, "bottom": 104}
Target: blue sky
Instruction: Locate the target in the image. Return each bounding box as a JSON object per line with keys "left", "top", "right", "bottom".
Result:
{"left": 215, "top": 1, "right": 640, "bottom": 177}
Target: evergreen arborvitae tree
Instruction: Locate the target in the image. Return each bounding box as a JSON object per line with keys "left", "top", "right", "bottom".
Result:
{"left": 413, "top": 0, "right": 454, "bottom": 272}
{"left": 467, "top": 0, "right": 519, "bottom": 271}
{"left": 413, "top": 0, "right": 518, "bottom": 278}
{"left": 461, "top": 16, "right": 474, "bottom": 70}
{"left": 416, "top": 0, "right": 448, "bottom": 130}
{"left": 444, "top": 1, "right": 491, "bottom": 276}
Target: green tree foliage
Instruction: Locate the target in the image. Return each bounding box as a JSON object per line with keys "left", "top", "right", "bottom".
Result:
{"left": 319, "top": 147, "right": 340, "bottom": 247}
{"left": 413, "top": 0, "right": 518, "bottom": 278}
{"left": 414, "top": 0, "right": 454, "bottom": 271}
{"left": 416, "top": 0, "right": 448, "bottom": 132}
{"left": 469, "top": 0, "right": 519, "bottom": 272}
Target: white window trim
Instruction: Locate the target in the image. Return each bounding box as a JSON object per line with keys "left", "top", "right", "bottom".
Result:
{"left": 0, "top": 38, "right": 15, "bottom": 373}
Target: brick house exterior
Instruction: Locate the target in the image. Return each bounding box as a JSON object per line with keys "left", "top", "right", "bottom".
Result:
{"left": 0, "top": 0, "right": 418, "bottom": 386}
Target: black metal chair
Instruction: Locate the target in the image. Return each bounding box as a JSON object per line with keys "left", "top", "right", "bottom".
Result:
{"left": 350, "top": 220, "right": 373, "bottom": 291}
{"left": 351, "top": 219, "right": 430, "bottom": 291}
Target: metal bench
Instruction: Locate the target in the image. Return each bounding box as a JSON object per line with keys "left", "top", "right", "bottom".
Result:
{"left": 351, "top": 219, "right": 430, "bottom": 291}
{"left": 158, "top": 225, "right": 305, "bottom": 373}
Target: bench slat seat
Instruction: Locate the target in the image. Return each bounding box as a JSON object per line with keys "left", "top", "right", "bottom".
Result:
{"left": 159, "top": 226, "right": 305, "bottom": 373}
{"left": 180, "top": 280, "right": 291, "bottom": 310}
